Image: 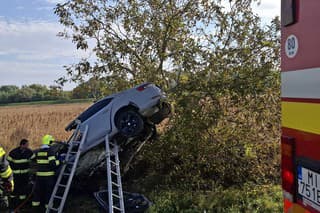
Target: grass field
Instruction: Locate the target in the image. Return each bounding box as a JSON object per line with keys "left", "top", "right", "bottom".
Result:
{"left": 0, "top": 103, "right": 91, "bottom": 151}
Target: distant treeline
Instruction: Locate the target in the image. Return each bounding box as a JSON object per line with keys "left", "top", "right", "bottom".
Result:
{"left": 0, "top": 85, "right": 71, "bottom": 104}
{"left": 0, "top": 78, "right": 125, "bottom": 104}
{"left": 0, "top": 83, "right": 99, "bottom": 104}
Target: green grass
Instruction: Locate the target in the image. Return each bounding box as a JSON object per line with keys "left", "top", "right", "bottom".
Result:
{"left": 148, "top": 184, "right": 283, "bottom": 213}
{"left": 0, "top": 99, "right": 92, "bottom": 107}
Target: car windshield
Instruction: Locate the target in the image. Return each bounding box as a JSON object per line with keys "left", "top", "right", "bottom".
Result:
{"left": 78, "top": 98, "right": 113, "bottom": 122}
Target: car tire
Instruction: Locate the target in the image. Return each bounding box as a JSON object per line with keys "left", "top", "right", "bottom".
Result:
{"left": 115, "top": 109, "right": 144, "bottom": 138}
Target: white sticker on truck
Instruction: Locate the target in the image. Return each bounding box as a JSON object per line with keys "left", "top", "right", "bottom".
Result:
{"left": 285, "top": 34, "right": 299, "bottom": 58}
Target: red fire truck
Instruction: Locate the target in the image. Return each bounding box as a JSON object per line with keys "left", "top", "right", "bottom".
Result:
{"left": 281, "top": 0, "right": 320, "bottom": 212}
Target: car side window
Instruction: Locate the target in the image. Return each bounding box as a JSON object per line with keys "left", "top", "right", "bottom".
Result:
{"left": 78, "top": 98, "right": 113, "bottom": 122}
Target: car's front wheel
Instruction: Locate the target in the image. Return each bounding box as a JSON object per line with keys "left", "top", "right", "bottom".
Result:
{"left": 115, "top": 109, "right": 144, "bottom": 138}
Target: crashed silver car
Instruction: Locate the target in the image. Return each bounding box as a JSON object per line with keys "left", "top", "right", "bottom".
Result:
{"left": 61, "top": 83, "right": 171, "bottom": 177}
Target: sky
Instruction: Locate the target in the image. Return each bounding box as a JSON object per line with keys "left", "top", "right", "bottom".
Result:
{"left": 0, "top": 0, "right": 280, "bottom": 91}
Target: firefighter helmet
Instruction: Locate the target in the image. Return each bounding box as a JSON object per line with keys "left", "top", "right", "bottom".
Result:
{"left": 42, "top": 135, "right": 54, "bottom": 145}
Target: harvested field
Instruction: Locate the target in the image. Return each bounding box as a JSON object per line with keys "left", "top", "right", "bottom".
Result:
{"left": 0, "top": 103, "right": 90, "bottom": 151}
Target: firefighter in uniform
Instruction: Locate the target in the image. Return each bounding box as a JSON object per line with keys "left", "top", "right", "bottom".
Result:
{"left": 32, "top": 135, "right": 60, "bottom": 211}
{"left": 7, "top": 139, "right": 35, "bottom": 208}
{"left": 0, "top": 146, "right": 14, "bottom": 211}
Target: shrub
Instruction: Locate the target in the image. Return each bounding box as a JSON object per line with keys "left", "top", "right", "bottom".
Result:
{"left": 148, "top": 184, "right": 283, "bottom": 213}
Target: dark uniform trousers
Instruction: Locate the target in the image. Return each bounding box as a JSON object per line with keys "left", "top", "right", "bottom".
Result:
{"left": 33, "top": 176, "right": 55, "bottom": 210}
{"left": 13, "top": 174, "right": 29, "bottom": 198}
{"left": 32, "top": 146, "right": 59, "bottom": 212}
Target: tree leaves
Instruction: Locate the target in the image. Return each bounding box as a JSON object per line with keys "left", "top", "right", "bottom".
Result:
{"left": 55, "top": 0, "right": 275, "bottom": 90}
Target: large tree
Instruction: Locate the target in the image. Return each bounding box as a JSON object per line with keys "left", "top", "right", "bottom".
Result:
{"left": 55, "top": 0, "right": 279, "bottom": 91}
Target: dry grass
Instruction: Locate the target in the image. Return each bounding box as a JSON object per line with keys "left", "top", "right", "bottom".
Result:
{"left": 0, "top": 103, "right": 90, "bottom": 151}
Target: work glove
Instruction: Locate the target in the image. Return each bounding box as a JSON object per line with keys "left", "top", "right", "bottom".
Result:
{"left": 3, "top": 180, "right": 14, "bottom": 193}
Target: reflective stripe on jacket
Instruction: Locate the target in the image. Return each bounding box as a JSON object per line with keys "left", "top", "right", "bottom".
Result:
{"left": 7, "top": 147, "right": 34, "bottom": 175}
{"left": 0, "top": 147, "right": 13, "bottom": 181}
{"left": 35, "top": 146, "right": 59, "bottom": 177}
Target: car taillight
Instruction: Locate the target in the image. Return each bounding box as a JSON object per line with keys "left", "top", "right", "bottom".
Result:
{"left": 137, "top": 83, "right": 151, "bottom": 91}
{"left": 281, "top": 136, "right": 296, "bottom": 197}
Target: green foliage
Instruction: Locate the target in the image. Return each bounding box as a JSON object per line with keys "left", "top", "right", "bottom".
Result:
{"left": 71, "top": 76, "right": 129, "bottom": 99}
{"left": 148, "top": 184, "right": 283, "bottom": 213}
{"left": 0, "top": 85, "right": 19, "bottom": 94}
{"left": 0, "top": 84, "right": 72, "bottom": 104}
{"left": 0, "top": 99, "right": 91, "bottom": 107}
{"left": 127, "top": 71, "right": 280, "bottom": 191}
{"left": 55, "top": 0, "right": 279, "bottom": 90}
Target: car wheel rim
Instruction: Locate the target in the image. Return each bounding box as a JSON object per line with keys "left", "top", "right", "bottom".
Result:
{"left": 119, "top": 112, "right": 140, "bottom": 136}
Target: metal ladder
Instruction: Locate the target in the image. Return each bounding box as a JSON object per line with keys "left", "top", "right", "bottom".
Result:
{"left": 105, "top": 135, "right": 125, "bottom": 213}
{"left": 46, "top": 125, "right": 89, "bottom": 213}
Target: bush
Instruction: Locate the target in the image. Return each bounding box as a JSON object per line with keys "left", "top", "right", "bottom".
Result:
{"left": 148, "top": 184, "right": 283, "bottom": 213}
{"left": 128, "top": 83, "right": 280, "bottom": 191}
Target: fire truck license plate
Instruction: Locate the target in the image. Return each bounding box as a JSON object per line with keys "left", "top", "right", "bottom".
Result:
{"left": 298, "top": 166, "right": 320, "bottom": 209}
